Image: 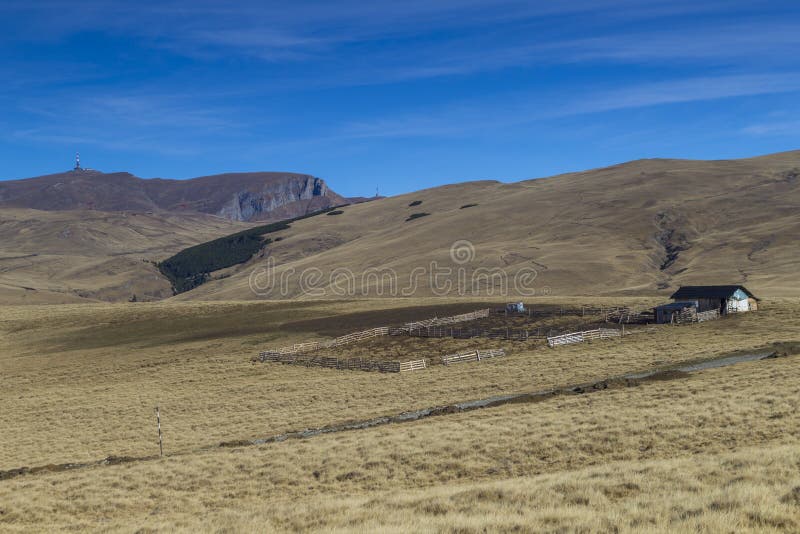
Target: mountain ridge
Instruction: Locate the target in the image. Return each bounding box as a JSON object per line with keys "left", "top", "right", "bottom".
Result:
{"left": 0, "top": 169, "right": 348, "bottom": 222}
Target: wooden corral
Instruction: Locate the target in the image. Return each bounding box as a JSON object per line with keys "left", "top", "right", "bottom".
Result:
{"left": 402, "top": 308, "right": 490, "bottom": 331}
{"left": 261, "top": 326, "right": 390, "bottom": 357}
{"left": 655, "top": 304, "right": 723, "bottom": 325}
{"left": 491, "top": 304, "right": 647, "bottom": 320}
{"left": 547, "top": 328, "right": 623, "bottom": 347}
{"left": 605, "top": 306, "right": 654, "bottom": 324}
{"left": 259, "top": 309, "right": 490, "bottom": 359}
{"left": 441, "top": 348, "right": 506, "bottom": 366}
{"left": 258, "top": 303, "right": 660, "bottom": 371}
{"left": 397, "top": 326, "right": 548, "bottom": 341}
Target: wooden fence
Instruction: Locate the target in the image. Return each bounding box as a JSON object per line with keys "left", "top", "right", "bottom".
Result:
{"left": 494, "top": 305, "right": 632, "bottom": 317}
{"left": 399, "top": 326, "right": 550, "bottom": 341}
{"left": 402, "top": 308, "right": 490, "bottom": 331}
{"left": 441, "top": 348, "right": 506, "bottom": 365}
{"left": 492, "top": 305, "right": 656, "bottom": 325}
{"left": 605, "top": 306, "right": 654, "bottom": 324}
{"left": 695, "top": 309, "right": 720, "bottom": 322}
{"left": 670, "top": 308, "right": 696, "bottom": 325}
{"left": 669, "top": 308, "right": 720, "bottom": 325}
{"left": 259, "top": 326, "right": 391, "bottom": 357}
{"left": 399, "top": 359, "right": 428, "bottom": 372}
{"left": 547, "top": 328, "right": 622, "bottom": 347}
{"left": 328, "top": 326, "right": 390, "bottom": 346}
{"left": 260, "top": 308, "right": 490, "bottom": 358}
{"left": 259, "top": 352, "right": 426, "bottom": 373}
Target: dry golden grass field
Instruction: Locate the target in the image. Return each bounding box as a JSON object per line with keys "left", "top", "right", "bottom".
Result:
{"left": 1, "top": 297, "right": 799, "bottom": 532}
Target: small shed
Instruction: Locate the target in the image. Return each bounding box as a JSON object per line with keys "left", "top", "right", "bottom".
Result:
{"left": 505, "top": 302, "right": 525, "bottom": 313}
{"left": 654, "top": 301, "right": 698, "bottom": 324}
{"left": 669, "top": 285, "right": 759, "bottom": 315}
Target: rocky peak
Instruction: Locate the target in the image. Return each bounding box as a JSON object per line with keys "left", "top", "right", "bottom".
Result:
{"left": 0, "top": 170, "right": 347, "bottom": 222}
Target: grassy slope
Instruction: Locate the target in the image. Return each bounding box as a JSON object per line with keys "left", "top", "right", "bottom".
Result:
{"left": 158, "top": 207, "right": 339, "bottom": 294}
{"left": 177, "top": 150, "right": 800, "bottom": 300}
{"left": 0, "top": 209, "right": 250, "bottom": 303}
{"left": 0, "top": 298, "right": 798, "bottom": 531}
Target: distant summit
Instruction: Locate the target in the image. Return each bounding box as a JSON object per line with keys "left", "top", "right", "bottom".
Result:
{"left": 0, "top": 168, "right": 350, "bottom": 222}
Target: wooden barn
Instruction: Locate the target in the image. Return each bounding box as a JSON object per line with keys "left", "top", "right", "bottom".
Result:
{"left": 654, "top": 285, "right": 759, "bottom": 324}
{"left": 673, "top": 285, "right": 759, "bottom": 314}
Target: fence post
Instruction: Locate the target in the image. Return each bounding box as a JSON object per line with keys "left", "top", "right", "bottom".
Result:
{"left": 155, "top": 406, "right": 163, "bottom": 458}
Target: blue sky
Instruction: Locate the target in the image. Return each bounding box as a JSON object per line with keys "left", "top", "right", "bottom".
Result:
{"left": 1, "top": 1, "right": 799, "bottom": 196}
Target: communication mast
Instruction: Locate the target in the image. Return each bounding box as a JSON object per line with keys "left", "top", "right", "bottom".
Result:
{"left": 74, "top": 152, "right": 81, "bottom": 171}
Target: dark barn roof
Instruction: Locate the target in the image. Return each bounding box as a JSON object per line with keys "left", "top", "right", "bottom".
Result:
{"left": 670, "top": 285, "right": 759, "bottom": 301}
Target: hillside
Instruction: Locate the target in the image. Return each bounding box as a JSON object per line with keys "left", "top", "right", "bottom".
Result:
{"left": 0, "top": 169, "right": 346, "bottom": 222}
{"left": 158, "top": 208, "right": 339, "bottom": 293}
{"left": 173, "top": 150, "right": 800, "bottom": 300}
{"left": 0, "top": 209, "right": 250, "bottom": 304}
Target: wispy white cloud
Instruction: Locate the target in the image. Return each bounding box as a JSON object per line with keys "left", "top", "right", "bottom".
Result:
{"left": 566, "top": 73, "right": 800, "bottom": 115}
{"left": 8, "top": 128, "right": 198, "bottom": 156}
{"left": 2, "top": 0, "right": 780, "bottom": 76}
{"left": 561, "top": 24, "right": 800, "bottom": 64}
{"left": 742, "top": 120, "right": 800, "bottom": 136}
{"left": 84, "top": 95, "right": 238, "bottom": 129}
{"left": 19, "top": 92, "right": 239, "bottom": 130}
{"left": 6, "top": 90, "right": 242, "bottom": 157}
{"left": 328, "top": 72, "right": 800, "bottom": 140}
{"left": 209, "top": 19, "right": 800, "bottom": 90}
